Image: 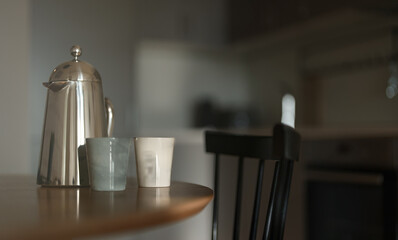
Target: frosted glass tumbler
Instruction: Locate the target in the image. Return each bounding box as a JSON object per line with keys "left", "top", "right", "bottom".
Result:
{"left": 134, "top": 137, "right": 175, "bottom": 187}
{"left": 86, "top": 138, "right": 133, "bottom": 191}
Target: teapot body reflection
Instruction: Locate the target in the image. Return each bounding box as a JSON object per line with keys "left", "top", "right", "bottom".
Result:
{"left": 37, "top": 46, "right": 114, "bottom": 187}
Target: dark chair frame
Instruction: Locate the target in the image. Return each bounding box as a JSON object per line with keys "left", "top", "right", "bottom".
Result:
{"left": 205, "top": 123, "right": 301, "bottom": 240}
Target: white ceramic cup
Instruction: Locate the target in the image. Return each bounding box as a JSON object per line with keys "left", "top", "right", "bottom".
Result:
{"left": 134, "top": 137, "right": 175, "bottom": 187}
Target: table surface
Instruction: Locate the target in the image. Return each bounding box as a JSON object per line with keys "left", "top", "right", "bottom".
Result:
{"left": 0, "top": 175, "right": 213, "bottom": 240}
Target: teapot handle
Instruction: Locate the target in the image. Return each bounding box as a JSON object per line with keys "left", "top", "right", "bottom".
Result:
{"left": 104, "top": 97, "right": 114, "bottom": 137}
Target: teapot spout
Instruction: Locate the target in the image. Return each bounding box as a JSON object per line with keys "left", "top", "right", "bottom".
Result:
{"left": 43, "top": 81, "right": 71, "bottom": 92}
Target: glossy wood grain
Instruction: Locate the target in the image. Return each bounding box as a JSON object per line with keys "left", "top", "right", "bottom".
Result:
{"left": 0, "top": 176, "right": 213, "bottom": 240}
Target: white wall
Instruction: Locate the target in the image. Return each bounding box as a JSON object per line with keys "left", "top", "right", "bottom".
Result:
{"left": 0, "top": 0, "right": 30, "bottom": 174}
{"left": 134, "top": 41, "right": 250, "bottom": 131}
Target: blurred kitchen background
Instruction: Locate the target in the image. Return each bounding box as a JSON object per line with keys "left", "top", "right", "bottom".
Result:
{"left": 1, "top": 0, "right": 398, "bottom": 239}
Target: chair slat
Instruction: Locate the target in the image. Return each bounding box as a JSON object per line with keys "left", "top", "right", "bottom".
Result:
{"left": 249, "top": 159, "right": 265, "bottom": 240}
{"left": 233, "top": 157, "right": 244, "bottom": 240}
{"left": 263, "top": 161, "right": 280, "bottom": 240}
{"left": 212, "top": 154, "right": 220, "bottom": 240}
{"left": 263, "top": 160, "right": 294, "bottom": 240}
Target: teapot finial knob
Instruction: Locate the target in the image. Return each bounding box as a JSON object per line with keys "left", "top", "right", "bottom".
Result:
{"left": 70, "top": 45, "right": 82, "bottom": 61}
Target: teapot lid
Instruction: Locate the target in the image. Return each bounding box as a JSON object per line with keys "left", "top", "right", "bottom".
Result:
{"left": 48, "top": 45, "right": 101, "bottom": 82}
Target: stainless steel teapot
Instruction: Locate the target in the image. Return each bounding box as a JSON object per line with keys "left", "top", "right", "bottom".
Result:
{"left": 37, "top": 45, "right": 114, "bottom": 187}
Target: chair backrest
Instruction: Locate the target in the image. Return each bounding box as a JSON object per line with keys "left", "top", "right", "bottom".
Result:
{"left": 205, "top": 123, "right": 301, "bottom": 240}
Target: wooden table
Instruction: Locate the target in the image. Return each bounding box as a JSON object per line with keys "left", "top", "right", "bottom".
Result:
{"left": 0, "top": 176, "right": 213, "bottom": 239}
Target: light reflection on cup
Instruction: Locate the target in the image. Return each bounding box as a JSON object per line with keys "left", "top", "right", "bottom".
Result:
{"left": 137, "top": 187, "right": 170, "bottom": 209}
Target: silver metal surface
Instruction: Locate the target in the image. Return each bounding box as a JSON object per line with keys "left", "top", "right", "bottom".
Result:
{"left": 70, "top": 45, "right": 82, "bottom": 60}
{"left": 37, "top": 46, "right": 114, "bottom": 187}
{"left": 49, "top": 45, "right": 101, "bottom": 82}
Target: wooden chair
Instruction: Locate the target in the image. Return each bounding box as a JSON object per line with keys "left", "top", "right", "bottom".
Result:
{"left": 205, "top": 123, "right": 301, "bottom": 240}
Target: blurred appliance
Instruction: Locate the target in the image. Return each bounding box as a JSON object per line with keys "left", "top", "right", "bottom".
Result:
{"left": 302, "top": 137, "right": 398, "bottom": 240}
{"left": 192, "top": 98, "right": 257, "bottom": 128}
{"left": 37, "top": 45, "right": 114, "bottom": 187}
